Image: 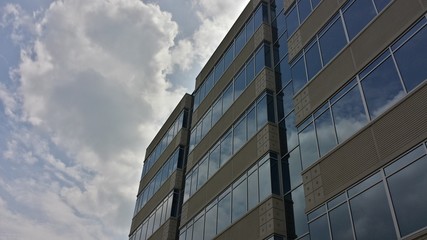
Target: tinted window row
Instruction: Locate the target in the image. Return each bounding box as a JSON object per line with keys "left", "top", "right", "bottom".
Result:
{"left": 179, "top": 153, "right": 279, "bottom": 240}
{"left": 193, "top": 4, "right": 269, "bottom": 110}
{"left": 291, "top": 0, "right": 391, "bottom": 94}
{"left": 306, "top": 141, "right": 427, "bottom": 240}
{"left": 297, "top": 17, "right": 427, "bottom": 170}
{"left": 286, "top": 0, "right": 321, "bottom": 36}
{"left": 184, "top": 93, "right": 275, "bottom": 203}
{"left": 134, "top": 148, "right": 183, "bottom": 216}
{"left": 129, "top": 191, "right": 178, "bottom": 240}
{"left": 190, "top": 44, "right": 272, "bottom": 152}
{"left": 141, "top": 111, "right": 186, "bottom": 178}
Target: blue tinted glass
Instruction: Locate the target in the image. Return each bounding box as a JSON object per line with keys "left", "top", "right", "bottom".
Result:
{"left": 212, "top": 99, "right": 222, "bottom": 124}
{"left": 222, "top": 84, "right": 234, "bottom": 111}
{"left": 205, "top": 73, "right": 214, "bottom": 94}
{"left": 350, "top": 183, "right": 397, "bottom": 240}
{"left": 198, "top": 157, "right": 208, "bottom": 188}
{"left": 285, "top": 111, "right": 298, "bottom": 151}
{"left": 204, "top": 205, "right": 217, "bottom": 239}
{"left": 247, "top": 107, "right": 256, "bottom": 139}
{"left": 332, "top": 85, "right": 367, "bottom": 143}
{"left": 276, "top": 58, "right": 292, "bottom": 89}
{"left": 284, "top": 147, "right": 303, "bottom": 192}
{"left": 192, "top": 215, "right": 204, "bottom": 240}
{"left": 194, "top": 92, "right": 200, "bottom": 109}
{"left": 190, "top": 168, "right": 198, "bottom": 194}
{"left": 348, "top": 172, "right": 382, "bottom": 197}
{"left": 217, "top": 193, "right": 231, "bottom": 233}
{"left": 273, "top": 12, "right": 287, "bottom": 39}
{"left": 273, "top": 0, "right": 285, "bottom": 15}
{"left": 311, "top": 0, "right": 321, "bottom": 8}
{"left": 299, "top": 123, "right": 318, "bottom": 169}
{"left": 384, "top": 145, "right": 425, "bottom": 176}
{"left": 248, "top": 169, "right": 259, "bottom": 209}
{"left": 254, "top": 5, "right": 264, "bottom": 30}
{"left": 278, "top": 83, "right": 294, "bottom": 119}
{"left": 394, "top": 25, "right": 427, "bottom": 92}
{"left": 329, "top": 203, "right": 353, "bottom": 240}
{"left": 214, "top": 58, "right": 224, "bottom": 82}
{"left": 255, "top": 46, "right": 266, "bottom": 75}
{"left": 298, "top": 0, "right": 311, "bottom": 23}
{"left": 246, "top": 16, "right": 254, "bottom": 39}
{"left": 388, "top": 155, "right": 427, "bottom": 236}
{"left": 235, "top": 29, "right": 246, "bottom": 55}
{"left": 309, "top": 214, "right": 330, "bottom": 240}
{"left": 343, "top": 0, "right": 377, "bottom": 40}
{"left": 257, "top": 95, "right": 268, "bottom": 129}
{"left": 305, "top": 41, "right": 322, "bottom": 80}
{"left": 246, "top": 57, "right": 255, "bottom": 83}
{"left": 274, "top": 31, "right": 288, "bottom": 63}
{"left": 361, "top": 57, "right": 404, "bottom": 119}
{"left": 285, "top": 185, "right": 309, "bottom": 237}
{"left": 224, "top": 43, "right": 234, "bottom": 70}
{"left": 220, "top": 132, "right": 233, "bottom": 166}
{"left": 201, "top": 111, "right": 211, "bottom": 137}
{"left": 233, "top": 118, "right": 247, "bottom": 152}
{"left": 319, "top": 17, "right": 347, "bottom": 65}
{"left": 234, "top": 69, "right": 246, "bottom": 99}
{"left": 315, "top": 109, "right": 336, "bottom": 156}
{"left": 232, "top": 178, "right": 247, "bottom": 221}
{"left": 291, "top": 56, "right": 307, "bottom": 93}
{"left": 287, "top": 6, "right": 299, "bottom": 36}
{"left": 209, "top": 145, "right": 220, "bottom": 177}
{"left": 373, "top": 0, "right": 390, "bottom": 12}
{"left": 259, "top": 160, "right": 272, "bottom": 200}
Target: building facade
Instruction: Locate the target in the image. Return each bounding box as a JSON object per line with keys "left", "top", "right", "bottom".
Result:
{"left": 130, "top": 0, "right": 427, "bottom": 239}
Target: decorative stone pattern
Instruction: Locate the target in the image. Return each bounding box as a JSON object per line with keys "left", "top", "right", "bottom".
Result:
{"left": 293, "top": 87, "right": 311, "bottom": 125}
{"left": 256, "top": 124, "right": 280, "bottom": 158}
{"left": 288, "top": 30, "right": 303, "bottom": 61}
{"left": 302, "top": 164, "right": 323, "bottom": 210}
{"left": 255, "top": 68, "right": 276, "bottom": 96}
{"left": 259, "top": 197, "right": 286, "bottom": 239}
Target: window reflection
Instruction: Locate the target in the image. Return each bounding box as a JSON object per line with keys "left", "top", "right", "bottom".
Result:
{"left": 342, "top": 0, "right": 377, "bottom": 40}
{"left": 329, "top": 203, "right": 353, "bottom": 240}
{"left": 285, "top": 185, "right": 309, "bottom": 238}
{"left": 299, "top": 123, "right": 318, "bottom": 169}
{"left": 309, "top": 214, "right": 330, "bottom": 240}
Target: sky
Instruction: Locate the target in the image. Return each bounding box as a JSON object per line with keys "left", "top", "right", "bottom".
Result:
{"left": 0, "top": 0, "right": 249, "bottom": 239}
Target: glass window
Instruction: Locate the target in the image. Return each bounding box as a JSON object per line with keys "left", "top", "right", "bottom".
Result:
{"left": 309, "top": 214, "right": 330, "bottom": 240}
{"left": 319, "top": 16, "right": 347, "bottom": 65}
{"left": 307, "top": 205, "right": 325, "bottom": 221}
{"left": 217, "top": 193, "right": 231, "bottom": 233}
{"left": 331, "top": 84, "right": 367, "bottom": 143}
{"left": 343, "top": 0, "right": 377, "bottom": 40}
{"left": 190, "top": 168, "right": 198, "bottom": 194}
{"left": 394, "top": 25, "right": 427, "bottom": 92}
{"left": 196, "top": 123, "right": 202, "bottom": 145}
{"left": 305, "top": 40, "right": 322, "bottom": 80}
{"left": 273, "top": 13, "right": 287, "bottom": 41}
{"left": 299, "top": 122, "right": 318, "bottom": 169}
{"left": 373, "top": 0, "right": 390, "bottom": 12}
{"left": 348, "top": 172, "right": 382, "bottom": 197}
{"left": 209, "top": 145, "right": 220, "bottom": 177}
{"left": 248, "top": 168, "right": 259, "bottom": 209}
{"left": 205, "top": 73, "right": 214, "bottom": 94}
{"left": 214, "top": 58, "right": 224, "bottom": 83}
{"left": 186, "top": 225, "right": 193, "bottom": 240}
{"left": 234, "top": 69, "right": 246, "bottom": 99}
{"left": 212, "top": 99, "right": 222, "bottom": 124}
{"left": 384, "top": 145, "right": 425, "bottom": 176}
{"left": 276, "top": 58, "right": 292, "bottom": 90}
{"left": 277, "top": 83, "right": 294, "bottom": 121}
{"left": 298, "top": 0, "right": 312, "bottom": 23}
{"left": 361, "top": 57, "right": 404, "bottom": 119}
{"left": 287, "top": 5, "right": 299, "bottom": 36}
{"left": 220, "top": 132, "right": 233, "bottom": 166}
{"left": 274, "top": 30, "right": 288, "bottom": 63}
{"left": 184, "top": 174, "right": 191, "bottom": 202}
{"left": 255, "top": 46, "right": 266, "bottom": 75}
{"left": 350, "top": 183, "right": 396, "bottom": 240}
{"left": 202, "top": 110, "right": 211, "bottom": 137}
{"left": 259, "top": 159, "right": 272, "bottom": 200}
{"left": 147, "top": 214, "right": 154, "bottom": 236}
{"left": 387, "top": 155, "right": 427, "bottom": 236}
{"left": 329, "top": 203, "right": 353, "bottom": 240}
{"left": 204, "top": 205, "right": 217, "bottom": 239}
{"left": 291, "top": 55, "right": 307, "bottom": 93}
{"left": 192, "top": 215, "right": 205, "bottom": 240}
{"left": 222, "top": 84, "right": 234, "bottom": 111}
{"left": 315, "top": 109, "right": 337, "bottom": 156}
{"left": 257, "top": 95, "right": 268, "bottom": 129}
{"left": 198, "top": 156, "right": 209, "bottom": 189}
{"left": 140, "top": 222, "right": 148, "bottom": 240}
{"left": 284, "top": 185, "right": 309, "bottom": 237}
{"left": 254, "top": 5, "right": 264, "bottom": 30}
{"left": 247, "top": 107, "right": 257, "bottom": 140}
{"left": 283, "top": 147, "right": 303, "bottom": 193}
{"left": 284, "top": 112, "right": 299, "bottom": 151}
{"left": 232, "top": 178, "right": 248, "bottom": 221}
{"left": 153, "top": 206, "right": 162, "bottom": 231}
{"left": 246, "top": 16, "right": 254, "bottom": 39}
{"left": 246, "top": 57, "right": 255, "bottom": 83}
{"left": 224, "top": 43, "right": 234, "bottom": 70}
{"left": 235, "top": 29, "right": 246, "bottom": 55}
{"left": 311, "top": 0, "right": 321, "bottom": 8}
{"left": 233, "top": 117, "right": 247, "bottom": 152}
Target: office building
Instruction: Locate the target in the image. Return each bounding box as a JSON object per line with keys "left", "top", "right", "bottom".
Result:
{"left": 130, "top": 0, "right": 427, "bottom": 239}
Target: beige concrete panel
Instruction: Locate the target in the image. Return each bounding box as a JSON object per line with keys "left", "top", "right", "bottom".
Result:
{"left": 284, "top": 0, "right": 295, "bottom": 11}
{"left": 351, "top": 0, "right": 425, "bottom": 71}
{"left": 294, "top": 47, "right": 356, "bottom": 125}
{"left": 195, "top": 1, "right": 256, "bottom": 88}
{"left": 139, "top": 129, "right": 188, "bottom": 191}
{"left": 146, "top": 94, "right": 192, "bottom": 156}
{"left": 421, "top": 0, "right": 427, "bottom": 9}
{"left": 215, "top": 206, "right": 260, "bottom": 240}
{"left": 147, "top": 218, "right": 178, "bottom": 240}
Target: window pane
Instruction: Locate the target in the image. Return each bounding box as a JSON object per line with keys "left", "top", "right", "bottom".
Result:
{"left": 343, "top": 0, "right": 376, "bottom": 40}
{"left": 259, "top": 160, "right": 272, "bottom": 200}
{"left": 205, "top": 73, "right": 214, "bottom": 94}
{"left": 283, "top": 147, "right": 302, "bottom": 192}
{"left": 204, "top": 205, "right": 217, "bottom": 239}
{"left": 234, "top": 69, "right": 245, "bottom": 99}
{"left": 201, "top": 110, "right": 211, "bottom": 137}
{"left": 224, "top": 43, "right": 234, "bottom": 70}
{"left": 198, "top": 157, "right": 208, "bottom": 188}
{"left": 220, "top": 132, "right": 233, "bottom": 166}
{"left": 384, "top": 145, "right": 425, "bottom": 176}
{"left": 388, "top": 155, "right": 427, "bottom": 236}
{"left": 287, "top": 6, "right": 299, "bottom": 36}
{"left": 233, "top": 117, "right": 247, "bottom": 152}
{"left": 209, "top": 145, "right": 220, "bottom": 178}
{"left": 276, "top": 58, "right": 292, "bottom": 90}
{"left": 257, "top": 95, "right": 268, "bottom": 129}
{"left": 217, "top": 193, "right": 231, "bottom": 233}
{"left": 298, "top": 0, "right": 311, "bottom": 23}
{"left": 329, "top": 203, "right": 353, "bottom": 240}
{"left": 184, "top": 175, "right": 191, "bottom": 202}
{"left": 192, "top": 215, "right": 205, "bottom": 240}
{"left": 305, "top": 41, "right": 322, "bottom": 80}
{"left": 273, "top": 13, "right": 287, "bottom": 42}
{"left": 291, "top": 56, "right": 307, "bottom": 93}
{"left": 214, "top": 58, "right": 224, "bottom": 83}
{"left": 246, "top": 57, "right": 255, "bottom": 83}
{"left": 309, "top": 214, "right": 330, "bottom": 240}
{"left": 319, "top": 17, "right": 347, "bottom": 65}
{"left": 212, "top": 99, "right": 222, "bottom": 124}
{"left": 361, "top": 57, "right": 404, "bottom": 119}
{"left": 331, "top": 85, "right": 367, "bottom": 143}
{"left": 254, "top": 5, "right": 264, "bottom": 30}
{"left": 153, "top": 206, "right": 162, "bottom": 231}
{"left": 186, "top": 225, "right": 193, "bottom": 240}
{"left": 248, "top": 169, "right": 259, "bottom": 209}
{"left": 284, "top": 112, "right": 299, "bottom": 151}
{"left": 374, "top": 0, "right": 390, "bottom": 12}
{"left": 350, "top": 183, "right": 396, "bottom": 240}
{"left": 232, "top": 178, "right": 248, "bottom": 221}
{"left": 191, "top": 168, "right": 198, "bottom": 194}
{"left": 255, "top": 46, "right": 266, "bottom": 75}
{"left": 284, "top": 185, "right": 309, "bottom": 237}
{"left": 299, "top": 123, "right": 318, "bottom": 169}
{"left": 315, "top": 109, "right": 336, "bottom": 156}
{"left": 235, "top": 29, "right": 246, "bottom": 55}
{"left": 222, "top": 84, "right": 234, "bottom": 111}
{"left": 247, "top": 107, "right": 257, "bottom": 140}
{"left": 394, "top": 25, "right": 427, "bottom": 92}
{"left": 246, "top": 16, "right": 254, "bottom": 39}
